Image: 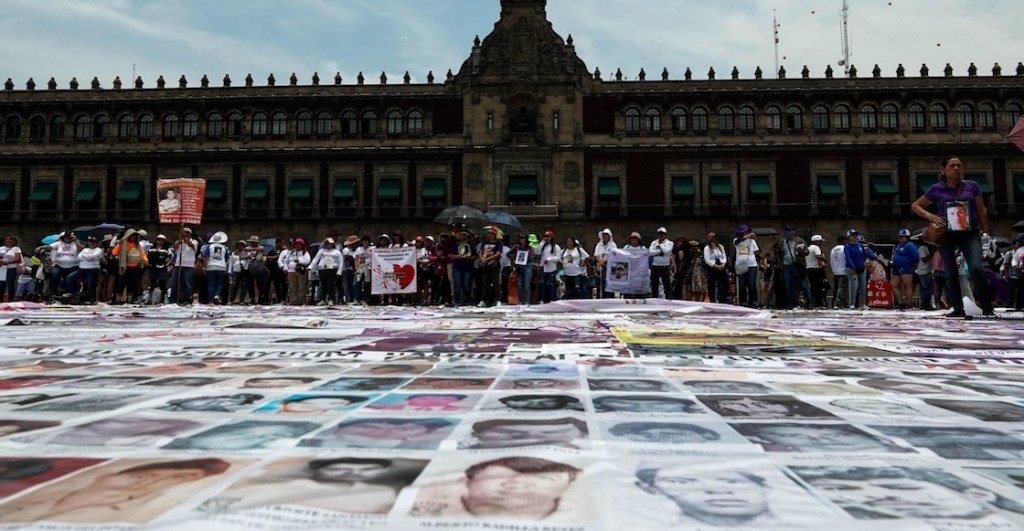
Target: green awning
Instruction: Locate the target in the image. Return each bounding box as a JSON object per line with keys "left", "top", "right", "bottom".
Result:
{"left": 747, "top": 175, "right": 772, "bottom": 197}
{"left": 671, "top": 176, "right": 695, "bottom": 197}
{"left": 422, "top": 178, "right": 446, "bottom": 200}
{"left": 917, "top": 174, "right": 937, "bottom": 195}
{"left": 288, "top": 179, "right": 313, "bottom": 200}
{"left": 377, "top": 178, "right": 401, "bottom": 200}
{"left": 817, "top": 175, "right": 844, "bottom": 197}
{"left": 1014, "top": 174, "right": 1024, "bottom": 194}
{"left": 508, "top": 176, "right": 538, "bottom": 199}
{"left": 0, "top": 183, "right": 13, "bottom": 202}
{"left": 244, "top": 179, "right": 269, "bottom": 200}
{"left": 333, "top": 179, "right": 356, "bottom": 200}
{"left": 598, "top": 177, "right": 621, "bottom": 199}
{"left": 74, "top": 182, "right": 100, "bottom": 202}
{"left": 869, "top": 175, "right": 898, "bottom": 197}
{"left": 709, "top": 175, "right": 733, "bottom": 198}
{"left": 116, "top": 181, "right": 143, "bottom": 202}
{"left": 967, "top": 174, "right": 992, "bottom": 194}
{"left": 205, "top": 179, "right": 226, "bottom": 201}
{"left": 28, "top": 181, "right": 56, "bottom": 203}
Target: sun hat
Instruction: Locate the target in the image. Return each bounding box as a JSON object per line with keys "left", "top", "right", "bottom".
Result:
{"left": 630, "top": 232, "right": 642, "bottom": 240}
{"left": 156, "top": 234, "right": 167, "bottom": 241}
{"left": 324, "top": 237, "right": 336, "bottom": 245}
{"left": 247, "top": 235, "right": 260, "bottom": 243}
{"left": 343, "top": 235, "right": 360, "bottom": 247}
{"left": 210, "top": 231, "right": 228, "bottom": 244}
{"left": 811, "top": 234, "right": 823, "bottom": 242}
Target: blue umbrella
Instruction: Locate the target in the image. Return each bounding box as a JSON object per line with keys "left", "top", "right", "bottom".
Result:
{"left": 41, "top": 233, "right": 60, "bottom": 245}
{"left": 485, "top": 211, "right": 525, "bottom": 235}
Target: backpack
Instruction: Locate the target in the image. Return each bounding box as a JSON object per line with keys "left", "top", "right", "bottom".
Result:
{"left": 248, "top": 256, "right": 267, "bottom": 276}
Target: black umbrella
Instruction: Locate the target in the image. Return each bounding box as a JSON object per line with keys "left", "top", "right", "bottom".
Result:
{"left": 993, "top": 237, "right": 1011, "bottom": 249}
{"left": 72, "top": 223, "right": 125, "bottom": 241}
{"left": 485, "top": 211, "right": 525, "bottom": 235}
{"left": 433, "top": 205, "right": 490, "bottom": 228}
{"left": 1012, "top": 220, "right": 1024, "bottom": 232}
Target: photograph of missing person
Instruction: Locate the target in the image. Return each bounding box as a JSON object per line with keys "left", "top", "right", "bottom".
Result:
{"left": 312, "top": 377, "right": 410, "bottom": 392}
{"left": 7, "top": 360, "right": 97, "bottom": 373}
{"left": 409, "top": 456, "right": 591, "bottom": 521}
{"left": 604, "top": 421, "right": 746, "bottom": 445}
{"left": 242, "top": 376, "right": 322, "bottom": 389}
{"left": 483, "top": 394, "right": 585, "bottom": 413}
{"left": 460, "top": 417, "right": 589, "bottom": 449}
{"left": 504, "top": 364, "right": 579, "bottom": 379}
{"left": 253, "top": 394, "right": 375, "bottom": 415}
{"left": 19, "top": 393, "right": 151, "bottom": 414}
{"left": 156, "top": 394, "right": 265, "bottom": 413}
{"left": 62, "top": 376, "right": 152, "bottom": 388}
{"left": 402, "top": 378, "right": 495, "bottom": 391}
{"left": 583, "top": 365, "right": 660, "bottom": 378}
{"left": 0, "top": 458, "right": 244, "bottom": 524}
{"left": 212, "top": 363, "right": 285, "bottom": 374}
{"left": 200, "top": 456, "right": 429, "bottom": 514}
{"left": 0, "top": 376, "right": 85, "bottom": 390}
{"left": 495, "top": 378, "right": 580, "bottom": 391}
{"left": 587, "top": 379, "right": 675, "bottom": 393}
{"left": 791, "top": 465, "right": 1024, "bottom": 520}
{"left": 299, "top": 417, "right": 459, "bottom": 450}
{"left": 0, "top": 457, "right": 106, "bottom": 498}
{"left": 343, "top": 363, "right": 435, "bottom": 376}
{"left": 681, "top": 380, "right": 778, "bottom": 394}
{"left": 158, "top": 187, "right": 181, "bottom": 213}
{"left": 699, "top": 395, "right": 838, "bottom": 420}
{"left": 775, "top": 381, "right": 881, "bottom": 396}
{"left": 164, "top": 420, "right": 320, "bottom": 451}
{"left": 24, "top": 415, "right": 205, "bottom": 447}
{"left": 822, "top": 398, "right": 933, "bottom": 418}
{"left": 425, "top": 364, "right": 504, "bottom": 378}
{"left": 855, "top": 378, "right": 967, "bottom": 396}
{"left": 115, "top": 362, "right": 210, "bottom": 376}
{"left": 966, "top": 468, "right": 1024, "bottom": 492}
{"left": 592, "top": 395, "right": 704, "bottom": 415}
{"left": 869, "top": 425, "right": 1024, "bottom": 460}
{"left": 365, "top": 393, "right": 481, "bottom": 414}
{"left": 0, "top": 393, "right": 75, "bottom": 408}
{"left": 731, "top": 422, "right": 914, "bottom": 454}
{"left": 0, "top": 420, "right": 61, "bottom": 438}
{"left": 139, "top": 376, "right": 227, "bottom": 388}
{"left": 943, "top": 380, "right": 1024, "bottom": 398}
{"left": 924, "top": 399, "right": 1024, "bottom": 422}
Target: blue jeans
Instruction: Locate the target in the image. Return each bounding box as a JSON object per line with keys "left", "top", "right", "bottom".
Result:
{"left": 50, "top": 265, "right": 77, "bottom": 294}
{"left": 939, "top": 232, "right": 990, "bottom": 312}
{"left": 170, "top": 267, "right": 195, "bottom": 304}
{"left": 540, "top": 271, "right": 557, "bottom": 303}
{"left": 784, "top": 265, "right": 812, "bottom": 307}
{"left": 206, "top": 270, "right": 226, "bottom": 302}
{"left": 736, "top": 268, "right": 758, "bottom": 307}
{"left": 453, "top": 268, "right": 473, "bottom": 306}
{"left": 564, "top": 275, "right": 587, "bottom": 299}
{"left": 917, "top": 273, "right": 933, "bottom": 309}
{"left": 515, "top": 266, "right": 532, "bottom": 305}
{"left": 848, "top": 268, "right": 867, "bottom": 307}
{"left": 66, "top": 268, "right": 98, "bottom": 301}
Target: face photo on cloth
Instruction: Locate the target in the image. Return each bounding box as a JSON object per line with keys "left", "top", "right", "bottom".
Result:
{"left": 869, "top": 426, "right": 1024, "bottom": 461}
{"left": 199, "top": 456, "right": 429, "bottom": 514}
{"left": 212, "top": 363, "right": 285, "bottom": 374}
{"left": 24, "top": 415, "right": 205, "bottom": 447}
{"left": 344, "top": 364, "right": 435, "bottom": 376}
{"left": 63, "top": 375, "right": 152, "bottom": 388}
{"left": 0, "top": 457, "right": 106, "bottom": 498}
{"left": 114, "top": 362, "right": 210, "bottom": 376}
{"left": 156, "top": 393, "right": 265, "bottom": 413}
{"left": 366, "top": 393, "right": 481, "bottom": 414}
{"left": 0, "top": 393, "right": 74, "bottom": 408}
{"left": 587, "top": 379, "right": 675, "bottom": 393}
{"left": 823, "top": 398, "right": 935, "bottom": 418}
{"left": 699, "top": 395, "right": 838, "bottom": 420}
{"left": 0, "top": 376, "right": 85, "bottom": 390}
{"left": 164, "top": 420, "right": 321, "bottom": 451}
{"left": 402, "top": 377, "right": 495, "bottom": 391}
{"left": 496, "top": 378, "right": 580, "bottom": 391}
{"left": 460, "top": 417, "right": 590, "bottom": 449}
{"left": 483, "top": 394, "right": 585, "bottom": 413}
{"left": 732, "top": 422, "right": 912, "bottom": 454}
{"left": 254, "top": 394, "right": 375, "bottom": 415}
{"left": 19, "top": 393, "right": 151, "bottom": 414}
{"left": 583, "top": 365, "right": 660, "bottom": 378}
{"left": 7, "top": 360, "right": 97, "bottom": 373}
{"left": 603, "top": 421, "right": 745, "bottom": 445}
{"left": 0, "top": 457, "right": 244, "bottom": 524}
{"left": 0, "top": 420, "right": 61, "bottom": 438}
{"left": 855, "top": 378, "right": 967, "bottom": 396}
{"left": 592, "top": 395, "right": 704, "bottom": 415}
{"left": 943, "top": 380, "right": 1024, "bottom": 398}
{"left": 243, "top": 376, "right": 322, "bottom": 389}
{"left": 313, "top": 377, "right": 409, "bottom": 392}
{"left": 409, "top": 456, "right": 591, "bottom": 522}
{"left": 775, "top": 381, "right": 882, "bottom": 396}
{"left": 425, "top": 364, "right": 504, "bottom": 378}
{"left": 504, "top": 364, "right": 579, "bottom": 379}
{"left": 791, "top": 465, "right": 1024, "bottom": 520}
{"left": 924, "top": 399, "right": 1024, "bottom": 422}
{"left": 139, "top": 376, "right": 227, "bottom": 388}
{"left": 299, "top": 417, "right": 458, "bottom": 450}
{"left": 681, "top": 380, "right": 778, "bottom": 394}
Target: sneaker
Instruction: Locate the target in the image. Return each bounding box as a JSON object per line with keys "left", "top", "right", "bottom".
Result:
{"left": 477, "top": 301, "right": 487, "bottom": 308}
{"left": 945, "top": 309, "right": 967, "bottom": 319}
{"left": 856, "top": 305, "right": 869, "bottom": 310}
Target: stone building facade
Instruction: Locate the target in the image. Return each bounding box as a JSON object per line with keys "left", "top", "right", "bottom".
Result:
{"left": 2, "top": 0, "right": 1023, "bottom": 243}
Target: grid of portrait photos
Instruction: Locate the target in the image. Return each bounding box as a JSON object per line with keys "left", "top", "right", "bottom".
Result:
{"left": 0, "top": 306, "right": 1022, "bottom": 530}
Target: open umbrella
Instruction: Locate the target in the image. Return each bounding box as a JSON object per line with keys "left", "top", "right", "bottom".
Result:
{"left": 40, "top": 233, "right": 60, "bottom": 245}
{"left": 993, "top": 236, "right": 1011, "bottom": 249}
{"left": 433, "top": 205, "right": 489, "bottom": 228}
{"left": 259, "top": 238, "right": 278, "bottom": 254}
{"left": 1013, "top": 220, "right": 1024, "bottom": 232}
{"left": 1009, "top": 116, "right": 1024, "bottom": 153}
{"left": 485, "top": 211, "right": 525, "bottom": 235}
{"left": 72, "top": 223, "right": 125, "bottom": 241}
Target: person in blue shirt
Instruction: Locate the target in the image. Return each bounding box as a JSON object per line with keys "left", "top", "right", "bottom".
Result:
{"left": 890, "top": 229, "right": 920, "bottom": 310}
{"left": 844, "top": 229, "right": 867, "bottom": 309}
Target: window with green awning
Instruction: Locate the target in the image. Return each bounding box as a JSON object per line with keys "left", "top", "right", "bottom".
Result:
{"left": 709, "top": 175, "right": 733, "bottom": 198}
{"left": 421, "top": 178, "right": 446, "bottom": 200}
{"left": 333, "top": 179, "right": 356, "bottom": 200}
{"left": 0, "top": 183, "right": 13, "bottom": 202}
{"left": 916, "top": 173, "right": 937, "bottom": 195}
{"left": 967, "top": 173, "right": 992, "bottom": 194}
{"left": 377, "top": 178, "right": 402, "bottom": 200}
{"left": 869, "top": 174, "right": 898, "bottom": 197}
{"left": 747, "top": 174, "right": 772, "bottom": 197}
{"left": 1013, "top": 174, "right": 1024, "bottom": 195}
{"left": 28, "top": 181, "right": 56, "bottom": 203}
{"left": 288, "top": 179, "right": 313, "bottom": 200}
{"left": 671, "top": 176, "right": 695, "bottom": 197}
{"left": 244, "top": 179, "right": 269, "bottom": 200}
{"left": 598, "top": 177, "right": 621, "bottom": 199}
{"left": 116, "top": 181, "right": 143, "bottom": 202}
{"left": 205, "top": 179, "right": 226, "bottom": 201}
{"left": 508, "top": 175, "right": 538, "bottom": 200}
{"left": 73, "top": 181, "right": 100, "bottom": 202}
{"left": 817, "top": 175, "right": 843, "bottom": 197}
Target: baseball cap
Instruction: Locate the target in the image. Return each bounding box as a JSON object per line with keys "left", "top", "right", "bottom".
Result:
{"left": 811, "top": 234, "right": 823, "bottom": 242}
{"left": 657, "top": 227, "right": 668, "bottom": 234}
{"left": 846, "top": 228, "right": 859, "bottom": 237}
{"left": 630, "top": 232, "right": 642, "bottom": 240}
{"left": 897, "top": 228, "right": 911, "bottom": 237}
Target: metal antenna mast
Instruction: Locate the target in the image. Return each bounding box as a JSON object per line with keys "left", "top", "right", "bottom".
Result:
{"left": 773, "top": 8, "right": 781, "bottom": 78}
{"left": 838, "top": 0, "right": 851, "bottom": 74}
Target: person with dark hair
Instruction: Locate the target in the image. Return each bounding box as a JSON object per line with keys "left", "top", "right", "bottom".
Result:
{"left": 265, "top": 394, "right": 368, "bottom": 415}
{"left": 925, "top": 399, "right": 1024, "bottom": 422}
{"left": 870, "top": 425, "right": 1024, "bottom": 460}
{"left": 593, "top": 395, "right": 701, "bottom": 414}
{"left": 699, "top": 396, "right": 837, "bottom": 419}
{"left": 635, "top": 465, "right": 772, "bottom": 526}
{"left": 684, "top": 380, "right": 775, "bottom": 394}
{"left": 164, "top": 420, "right": 320, "bottom": 451}
{"left": 301, "top": 418, "right": 457, "bottom": 450}
{"left": 243, "top": 376, "right": 320, "bottom": 389}
{"left": 0, "top": 420, "right": 61, "bottom": 437}
{"left": 30, "top": 416, "right": 203, "bottom": 447}
{"left": 157, "top": 394, "right": 264, "bottom": 413}
{"left": 314, "top": 377, "right": 407, "bottom": 391}
{"left": 733, "top": 422, "right": 911, "bottom": 454}
{"left": 0, "top": 458, "right": 53, "bottom": 482}
{"left": 462, "top": 417, "right": 588, "bottom": 449}
{"left": 608, "top": 421, "right": 722, "bottom": 444}
{"left": 411, "top": 456, "right": 582, "bottom": 519}
{"left": 496, "top": 394, "right": 584, "bottom": 412}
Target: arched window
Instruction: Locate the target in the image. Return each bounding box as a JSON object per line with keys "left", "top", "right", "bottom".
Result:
{"left": 29, "top": 116, "right": 45, "bottom": 141}
{"left": 49, "top": 115, "right": 66, "bottom": 141}
{"left": 92, "top": 114, "right": 109, "bottom": 139}
{"left": 860, "top": 105, "right": 878, "bottom": 130}
{"left": 182, "top": 113, "right": 198, "bottom": 138}
{"left": 251, "top": 112, "right": 268, "bottom": 136}
{"left": 692, "top": 107, "right": 708, "bottom": 133}
{"left": 881, "top": 104, "right": 899, "bottom": 129}
{"left": 957, "top": 103, "right": 975, "bottom": 130}
{"left": 812, "top": 105, "right": 829, "bottom": 130}
{"left": 978, "top": 103, "right": 995, "bottom": 129}
{"left": 226, "top": 112, "right": 243, "bottom": 136}
{"left": 387, "top": 110, "right": 403, "bottom": 134}
{"left": 407, "top": 110, "right": 424, "bottom": 134}
{"left": 296, "top": 112, "right": 313, "bottom": 136}
{"left": 316, "top": 111, "right": 332, "bottom": 135}
{"left": 341, "top": 110, "right": 358, "bottom": 135}
{"left": 74, "top": 115, "right": 90, "bottom": 140}
{"left": 1006, "top": 102, "right": 1022, "bottom": 128}
{"left": 624, "top": 108, "right": 641, "bottom": 133}
{"left": 786, "top": 105, "right": 803, "bottom": 131}
{"left": 138, "top": 114, "right": 154, "bottom": 139}
{"left": 207, "top": 113, "right": 223, "bottom": 138}
{"left": 645, "top": 108, "right": 662, "bottom": 133}
{"left": 3, "top": 116, "right": 22, "bottom": 142}
{"left": 834, "top": 105, "right": 851, "bottom": 130}
{"left": 162, "top": 113, "right": 180, "bottom": 138}
{"left": 361, "top": 111, "right": 378, "bottom": 134}
{"left": 671, "top": 107, "right": 687, "bottom": 133}
{"left": 717, "top": 107, "right": 734, "bottom": 133}
{"left": 117, "top": 115, "right": 133, "bottom": 139}
{"left": 908, "top": 104, "right": 926, "bottom": 129}
{"left": 738, "top": 106, "right": 755, "bottom": 133}
{"left": 930, "top": 103, "right": 948, "bottom": 129}
{"left": 765, "top": 106, "right": 782, "bottom": 131}
{"left": 270, "top": 112, "right": 287, "bottom": 136}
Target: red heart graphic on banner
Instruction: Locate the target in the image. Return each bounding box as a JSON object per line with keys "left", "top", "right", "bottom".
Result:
{"left": 393, "top": 264, "right": 416, "bottom": 290}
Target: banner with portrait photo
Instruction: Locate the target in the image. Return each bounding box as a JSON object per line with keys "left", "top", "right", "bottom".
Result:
{"left": 372, "top": 247, "right": 418, "bottom": 295}
{"left": 156, "top": 178, "right": 206, "bottom": 225}
{"left": 606, "top": 248, "right": 650, "bottom": 295}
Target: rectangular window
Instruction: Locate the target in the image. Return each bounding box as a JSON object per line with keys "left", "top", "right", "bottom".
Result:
{"left": 916, "top": 173, "right": 938, "bottom": 196}
{"left": 28, "top": 181, "right": 57, "bottom": 203}
{"left": 1013, "top": 173, "right": 1024, "bottom": 198}
{"left": 422, "top": 178, "right": 446, "bottom": 208}
{"left": 671, "top": 176, "right": 695, "bottom": 199}
{"left": 966, "top": 173, "right": 992, "bottom": 194}
{"left": 287, "top": 179, "right": 313, "bottom": 201}
{"left": 333, "top": 179, "right": 357, "bottom": 202}
{"left": 204, "top": 180, "right": 226, "bottom": 202}
{"left": 817, "top": 174, "right": 844, "bottom": 198}
{"left": 747, "top": 174, "right": 772, "bottom": 199}
{"left": 552, "top": 112, "right": 560, "bottom": 131}
{"left": 486, "top": 112, "right": 494, "bottom": 131}
{"left": 244, "top": 179, "right": 269, "bottom": 201}
{"left": 378, "top": 178, "right": 402, "bottom": 208}
{"left": 869, "top": 174, "right": 898, "bottom": 198}
{"left": 508, "top": 175, "right": 539, "bottom": 204}
{"left": 73, "top": 181, "right": 100, "bottom": 203}
{"left": 116, "top": 181, "right": 144, "bottom": 202}
{"left": 597, "top": 177, "right": 621, "bottom": 205}
{"left": 709, "top": 175, "right": 733, "bottom": 199}
{"left": 0, "top": 182, "right": 14, "bottom": 203}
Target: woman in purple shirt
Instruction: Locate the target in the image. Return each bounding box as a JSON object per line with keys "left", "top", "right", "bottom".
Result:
{"left": 911, "top": 156, "right": 992, "bottom": 318}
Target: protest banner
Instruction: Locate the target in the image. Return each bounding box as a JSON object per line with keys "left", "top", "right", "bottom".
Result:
{"left": 606, "top": 248, "right": 650, "bottom": 296}
{"left": 372, "top": 247, "right": 417, "bottom": 295}
{"left": 156, "top": 178, "right": 206, "bottom": 225}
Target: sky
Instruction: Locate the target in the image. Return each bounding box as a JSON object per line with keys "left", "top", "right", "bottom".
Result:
{"left": 0, "top": 0, "right": 1020, "bottom": 88}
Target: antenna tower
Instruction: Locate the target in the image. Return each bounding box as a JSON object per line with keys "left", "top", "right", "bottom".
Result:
{"left": 838, "top": 0, "right": 851, "bottom": 74}
{"left": 773, "top": 9, "right": 781, "bottom": 78}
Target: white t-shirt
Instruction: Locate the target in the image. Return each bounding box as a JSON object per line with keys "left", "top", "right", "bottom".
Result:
{"left": 77, "top": 247, "right": 103, "bottom": 270}
{"left": 561, "top": 247, "right": 590, "bottom": 277}
{"left": 917, "top": 246, "right": 934, "bottom": 276}
{"left": 829, "top": 245, "right": 848, "bottom": 276}
{"left": 279, "top": 249, "right": 311, "bottom": 273}
{"left": 539, "top": 244, "right": 562, "bottom": 273}
{"left": 649, "top": 239, "right": 673, "bottom": 267}
{"left": 203, "top": 243, "right": 229, "bottom": 271}
{"left": 1, "top": 246, "right": 22, "bottom": 276}
{"left": 594, "top": 239, "right": 618, "bottom": 264}
{"left": 175, "top": 239, "right": 199, "bottom": 268}
{"left": 50, "top": 241, "right": 80, "bottom": 269}
{"left": 312, "top": 249, "right": 342, "bottom": 271}
{"left": 733, "top": 238, "right": 759, "bottom": 270}
{"left": 703, "top": 245, "right": 727, "bottom": 268}
{"left": 805, "top": 244, "right": 823, "bottom": 269}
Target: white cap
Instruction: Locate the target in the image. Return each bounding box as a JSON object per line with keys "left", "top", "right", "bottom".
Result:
{"left": 600, "top": 228, "right": 612, "bottom": 236}
{"left": 811, "top": 234, "right": 823, "bottom": 242}
{"left": 657, "top": 227, "right": 668, "bottom": 234}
